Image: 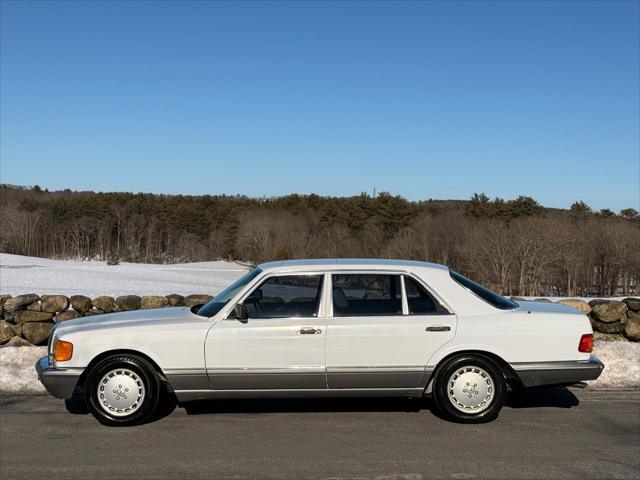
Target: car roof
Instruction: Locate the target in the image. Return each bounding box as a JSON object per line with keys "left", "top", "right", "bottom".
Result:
{"left": 257, "top": 258, "right": 449, "bottom": 273}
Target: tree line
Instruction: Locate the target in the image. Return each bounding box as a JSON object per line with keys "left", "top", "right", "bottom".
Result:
{"left": 1, "top": 184, "right": 638, "bottom": 297}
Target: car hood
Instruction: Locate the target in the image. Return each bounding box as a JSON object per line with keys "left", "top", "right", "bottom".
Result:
{"left": 55, "top": 307, "right": 200, "bottom": 332}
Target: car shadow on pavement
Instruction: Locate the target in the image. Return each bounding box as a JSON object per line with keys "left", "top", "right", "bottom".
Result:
{"left": 182, "top": 396, "right": 431, "bottom": 415}
{"left": 506, "top": 386, "right": 579, "bottom": 409}
{"left": 64, "top": 390, "right": 89, "bottom": 414}
{"left": 64, "top": 387, "right": 180, "bottom": 423}
{"left": 180, "top": 387, "right": 579, "bottom": 416}
{"left": 62, "top": 387, "right": 579, "bottom": 418}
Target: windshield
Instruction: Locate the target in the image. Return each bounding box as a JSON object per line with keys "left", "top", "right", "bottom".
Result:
{"left": 196, "top": 267, "right": 262, "bottom": 317}
{"left": 449, "top": 270, "right": 518, "bottom": 310}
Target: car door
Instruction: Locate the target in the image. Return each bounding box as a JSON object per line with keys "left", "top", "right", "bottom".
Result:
{"left": 326, "top": 272, "right": 456, "bottom": 390}
{"left": 205, "top": 272, "right": 327, "bottom": 390}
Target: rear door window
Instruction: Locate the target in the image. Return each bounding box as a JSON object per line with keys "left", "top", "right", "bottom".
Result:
{"left": 404, "top": 276, "right": 449, "bottom": 314}
{"left": 332, "top": 274, "right": 402, "bottom": 316}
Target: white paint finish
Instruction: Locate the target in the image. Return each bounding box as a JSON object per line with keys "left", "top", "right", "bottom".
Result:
{"left": 427, "top": 304, "right": 592, "bottom": 367}
{"left": 325, "top": 314, "right": 456, "bottom": 370}
{"left": 205, "top": 317, "right": 326, "bottom": 371}
{"left": 53, "top": 308, "right": 210, "bottom": 370}
{"left": 48, "top": 258, "right": 596, "bottom": 393}
{"left": 203, "top": 271, "right": 328, "bottom": 378}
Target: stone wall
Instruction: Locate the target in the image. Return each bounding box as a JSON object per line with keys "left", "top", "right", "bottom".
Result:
{"left": 0, "top": 293, "right": 212, "bottom": 346}
{"left": 1, "top": 294, "right": 638, "bottom": 347}
{"left": 563, "top": 298, "right": 640, "bottom": 342}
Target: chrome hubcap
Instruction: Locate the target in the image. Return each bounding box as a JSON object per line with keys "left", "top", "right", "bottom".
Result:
{"left": 447, "top": 366, "right": 494, "bottom": 413}
{"left": 97, "top": 368, "right": 145, "bottom": 417}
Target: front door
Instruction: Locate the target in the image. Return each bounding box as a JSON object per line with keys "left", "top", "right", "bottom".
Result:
{"left": 326, "top": 272, "right": 456, "bottom": 389}
{"left": 206, "top": 273, "right": 327, "bottom": 390}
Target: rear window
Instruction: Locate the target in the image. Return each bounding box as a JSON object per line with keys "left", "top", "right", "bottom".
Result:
{"left": 449, "top": 271, "right": 518, "bottom": 310}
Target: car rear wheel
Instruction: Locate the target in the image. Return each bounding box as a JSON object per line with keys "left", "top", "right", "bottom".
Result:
{"left": 84, "top": 354, "right": 161, "bottom": 427}
{"left": 432, "top": 354, "right": 506, "bottom": 423}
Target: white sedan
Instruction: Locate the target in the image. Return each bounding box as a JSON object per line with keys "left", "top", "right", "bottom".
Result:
{"left": 36, "top": 259, "right": 603, "bottom": 426}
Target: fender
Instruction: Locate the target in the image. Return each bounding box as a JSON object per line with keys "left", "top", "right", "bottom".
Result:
{"left": 73, "top": 341, "right": 166, "bottom": 371}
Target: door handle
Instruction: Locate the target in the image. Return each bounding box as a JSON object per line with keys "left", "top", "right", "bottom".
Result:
{"left": 297, "top": 327, "right": 322, "bottom": 335}
{"left": 426, "top": 325, "right": 451, "bottom": 332}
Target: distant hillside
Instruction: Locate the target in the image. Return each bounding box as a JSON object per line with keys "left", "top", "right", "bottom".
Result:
{"left": 0, "top": 184, "right": 638, "bottom": 297}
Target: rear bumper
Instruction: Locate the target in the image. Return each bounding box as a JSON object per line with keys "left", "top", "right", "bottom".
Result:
{"left": 512, "top": 355, "right": 605, "bottom": 388}
{"left": 35, "top": 356, "right": 82, "bottom": 399}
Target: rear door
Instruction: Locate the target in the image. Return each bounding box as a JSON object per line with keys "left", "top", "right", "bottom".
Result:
{"left": 326, "top": 272, "right": 456, "bottom": 389}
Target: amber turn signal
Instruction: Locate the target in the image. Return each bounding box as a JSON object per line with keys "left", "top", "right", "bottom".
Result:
{"left": 54, "top": 340, "right": 73, "bottom": 361}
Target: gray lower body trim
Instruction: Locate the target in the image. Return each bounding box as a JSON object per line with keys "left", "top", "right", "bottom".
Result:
{"left": 327, "top": 366, "right": 432, "bottom": 389}
{"left": 210, "top": 373, "right": 326, "bottom": 390}
{"left": 174, "top": 388, "right": 425, "bottom": 402}
{"left": 165, "top": 366, "right": 434, "bottom": 398}
{"left": 512, "top": 355, "right": 604, "bottom": 387}
{"left": 164, "top": 369, "right": 210, "bottom": 390}
{"left": 35, "top": 356, "right": 82, "bottom": 399}
{"left": 207, "top": 367, "right": 326, "bottom": 390}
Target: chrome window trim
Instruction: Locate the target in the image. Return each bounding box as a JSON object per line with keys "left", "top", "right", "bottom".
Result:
{"left": 328, "top": 270, "right": 404, "bottom": 318}
{"left": 400, "top": 275, "right": 409, "bottom": 315}
{"left": 226, "top": 271, "right": 327, "bottom": 320}
{"left": 402, "top": 273, "right": 454, "bottom": 316}
{"left": 326, "top": 269, "right": 454, "bottom": 318}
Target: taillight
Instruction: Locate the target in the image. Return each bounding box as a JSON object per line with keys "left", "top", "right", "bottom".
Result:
{"left": 578, "top": 334, "right": 593, "bottom": 353}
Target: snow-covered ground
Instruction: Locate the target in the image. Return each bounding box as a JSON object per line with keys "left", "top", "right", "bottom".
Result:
{"left": 0, "top": 346, "right": 46, "bottom": 395}
{"left": 0, "top": 253, "right": 249, "bottom": 297}
{"left": 1, "top": 341, "right": 637, "bottom": 395}
{"left": 587, "top": 341, "right": 640, "bottom": 390}
{"left": 0, "top": 253, "right": 633, "bottom": 301}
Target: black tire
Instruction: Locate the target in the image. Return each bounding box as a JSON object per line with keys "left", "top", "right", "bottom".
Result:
{"left": 432, "top": 354, "right": 506, "bottom": 424}
{"left": 84, "top": 354, "right": 161, "bottom": 427}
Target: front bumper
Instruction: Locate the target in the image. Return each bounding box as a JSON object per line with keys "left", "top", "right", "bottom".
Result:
{"left": 512, "top": 355, "right": 605, "bottom": 388}
{"left": 35, "top": 356, "right": 82, "bottom": 399}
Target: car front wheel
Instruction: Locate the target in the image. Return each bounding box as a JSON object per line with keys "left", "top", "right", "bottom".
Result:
{"left": 432, "top": 354, "right": 506, "bottom": 423}
{"left": 84, "top": 354, "right": 161, "bottom": 427}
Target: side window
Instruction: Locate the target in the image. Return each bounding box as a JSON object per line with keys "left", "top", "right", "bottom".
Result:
{"left": 405, "top": 276, "right": 448, "bottom": 314}
{"left": 245, "top": 275, "right": 323, "bottom": 319}
{"left": 332, "top": 274, "right": 402, "bottom": 317}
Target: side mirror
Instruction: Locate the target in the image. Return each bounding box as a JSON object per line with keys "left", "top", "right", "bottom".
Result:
{"left": 233, "top": 303, "right": 248, "bottom": 323}
{"left": 190, "top": 303, "right": 205, "bottom": 314}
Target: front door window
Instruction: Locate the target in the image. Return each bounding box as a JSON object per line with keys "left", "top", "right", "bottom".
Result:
{"left": 245, "top": 274, "right": 324, "bottom": 319}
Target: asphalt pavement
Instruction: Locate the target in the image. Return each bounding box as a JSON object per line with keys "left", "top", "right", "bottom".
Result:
{"left": 1, "top": 389, "right": 639, "bottom": 480}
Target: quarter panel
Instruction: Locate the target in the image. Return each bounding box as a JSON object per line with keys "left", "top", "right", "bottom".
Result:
{"left": 426, "top": 310, "right": 593, "bottom": 368}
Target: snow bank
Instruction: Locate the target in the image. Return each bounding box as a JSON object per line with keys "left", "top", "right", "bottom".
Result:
{"left": 0, "top": 341, "right": 637, "bottom": 396}
{"left": 587, "top": 341, "right": 640, "bottom": 390}
{"left": 0, "top": 253, "right": 248, "bottom": 297}
{"left": 0, "top": 346, "right": 47, "bottom": 395}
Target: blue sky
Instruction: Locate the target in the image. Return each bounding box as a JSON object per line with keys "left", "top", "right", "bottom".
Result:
{"left": 1, "top": 0, "right": 638, "bottom": 211}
